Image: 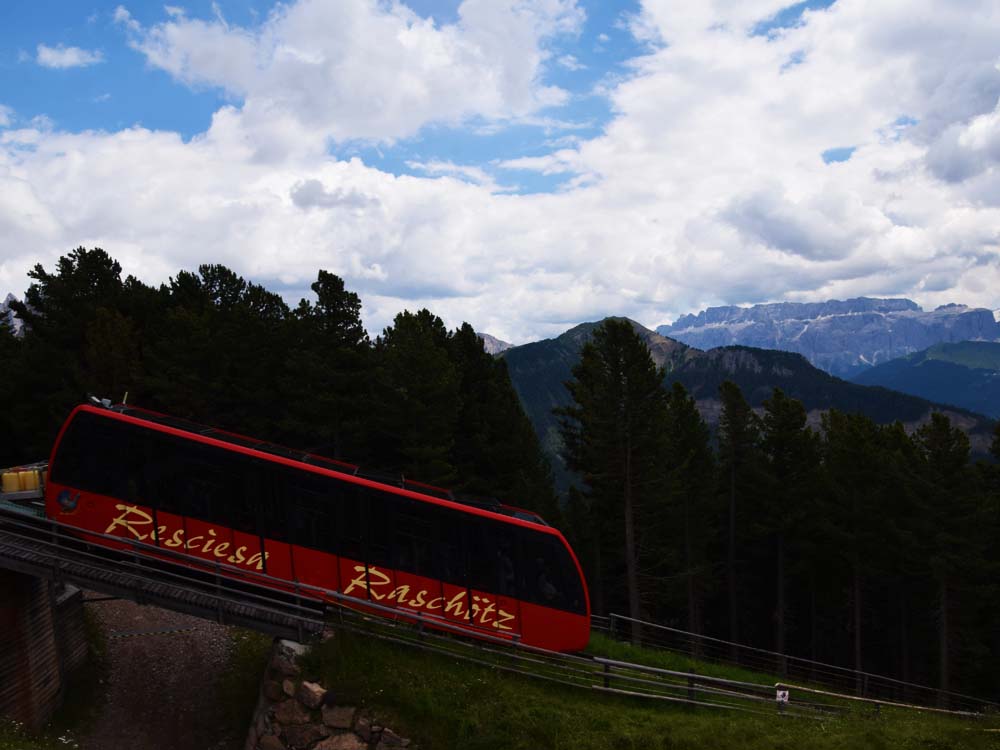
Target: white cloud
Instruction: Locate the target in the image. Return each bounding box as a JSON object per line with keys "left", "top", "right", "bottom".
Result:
{"left": 0, "top": 106, "right": 11, "bottom": 128}
{"left": 114, "top": 0, "right": 584, "bottom": 154}
{"left": 36, "top": 44, "right": 105, "bottom": 69}
{"left": 557, "top": 54, "right": 585, "bottom": 70}
{"left": 3, "top": 0, "right": 1000, "bottom": 344}
{"left": 405, "top": 160, "right": 516, "bottom": 193}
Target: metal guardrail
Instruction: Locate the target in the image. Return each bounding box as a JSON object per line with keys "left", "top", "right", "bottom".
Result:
{"left": 0, "top": 507, "right": 327, "bottom": 641}
{"left": 0, "top": 506, "right": 993, "bottom": 721}
{"left": 604, "top": 613, "right": 999, "bottom": 715}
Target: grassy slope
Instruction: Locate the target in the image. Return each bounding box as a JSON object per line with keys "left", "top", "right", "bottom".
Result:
{"left": 302, "top": 629, "right": 1000, "bottom": 750}
{"left": 7, "top": 624, "right": 996, "bottom": 750}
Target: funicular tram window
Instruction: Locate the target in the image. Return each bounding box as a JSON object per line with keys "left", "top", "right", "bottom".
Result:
{"left": 150, "top": 435, "right": 232, "bottom": 525}
{"left": 468, "top": 518, "right": 518, "bottom": 598}
{"left": 516, "top": 530, "right": 585, "bottom": 615}
{"left": 332, "top": 479, "right": 364, "bottom": 562}
{"left": 436, "top": 508, "right": 466, "bottom": 586}
{"left": 222, "top": 453, "right": 267, "bottom": 535}
{"left": 359, "top": 485, "right": 395, "bottom": 569}
{"left": 51, "top": 412, "right": 149, "bottom": 504}
{"left": 284, "top": 470, "right": 334, "bottom": 549}
{"left": 390, "top": 500, "right": 456, "bottom": 582}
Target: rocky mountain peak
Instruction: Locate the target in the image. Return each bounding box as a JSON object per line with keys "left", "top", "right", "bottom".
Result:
{"left": 0, "top": 294, "right": 22, "bottom": 336}
{"left": 476, "top": 332, "right": 513, "bottom": 355}
{"left": 658, "top": 297, "right": 1000, "bottom": 379}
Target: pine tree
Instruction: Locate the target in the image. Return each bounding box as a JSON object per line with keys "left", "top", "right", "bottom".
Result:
{"left": 284, "top": 271, "right": 371, "bottom": 460}
{"left": 448, "top": 323, "right": 559, "bottom": 521}
{"left": 717, "top": 380, "right": 761, "bottom": 653}
{"left": 557, "top": 319, "right": 667, "bottom": 637}
{"left": 373, "top": 310, "right": 459, "bottom": 486}
{"left": 914, "top": 413, "right": 974, "bottom": 702}
{"left": 760, "top": 388, "right": 819, "bottom": 672}
{"left": 0, "top": 313, "right": 21, "bottom": 466}
{"left": 820, "top": 410, "right": 892, "bottom": 690}
{"left": 659, "top": 381, "right": 715, "bottom": 638}
{"left": 8, "top": 247, "right": 144, "bottom": 457}
{"left": 142, "top": 264, "right": 291, "bottom": 438}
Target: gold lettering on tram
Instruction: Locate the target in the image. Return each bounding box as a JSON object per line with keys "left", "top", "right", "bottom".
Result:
{"left": 102, "top": 506, "right": 518, "bottom": 630}
{"left": 343, "top": 565, "right": 517, "bottom": 630}
{"left": 102, "top": 504, "right": 269, "bottom": 571}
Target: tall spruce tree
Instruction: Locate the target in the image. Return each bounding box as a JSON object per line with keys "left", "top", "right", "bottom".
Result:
{"left": 717, "top": 380, "right": 761, "bottom": 653}
{"left": 760, "top": 388, "right": 819, "bottom": 672}
{"left": 373, "top": 309, "right": 459, "bottom": 486}
{"left": 0, "top": 313, "right": 20, "bottom": 466}
{"left": 142, "top": 264, "right": 291, "bottom": 438}
{"left": 659, "top": 381, "right": 715, "bottom": 638}
{"left": 820, "top": 410, "right": 891, "bottom": 690}
{"left": 8, "top": 247, "right": 141, "bottom": 456}
{"left": 284, "top": 271, "right": 371, "bottom": 460}
{"left": 914, "top": 412, "right": 974, "bottom": 701}
{"left": 557, "top": 319, "right": 667, "bottom": 636}
{"left": 448, "top": 323, "right": 559, "bottom": 521}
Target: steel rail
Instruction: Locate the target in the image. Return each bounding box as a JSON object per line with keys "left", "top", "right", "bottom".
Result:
{"left": 0, "top": 513, "right": 327, "bottom": 621}
{"left": 0, "top": 507, "right": 992, "bottom": 721}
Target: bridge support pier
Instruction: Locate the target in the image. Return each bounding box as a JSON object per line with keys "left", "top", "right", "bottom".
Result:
{"left": 0, "top": 570, "right": 88, "bottom": 729}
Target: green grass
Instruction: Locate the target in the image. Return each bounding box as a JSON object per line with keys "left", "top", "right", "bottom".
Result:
{"left": 301, "top": 629, "right": 1000, "bottom": 750}
{"left": 0, "top": 720, "right": 77, "bottom": 750}
{"left": 216, "top": 629, "right": 274, "bottom": 747}
{"left": 586, "top": 632, "right": 779, "bottom": 686}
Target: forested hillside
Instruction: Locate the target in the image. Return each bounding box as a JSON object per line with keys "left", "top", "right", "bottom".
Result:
{"left": 0, "top": 247, "right": 558, "bottom": 522}
{"left": 852, "top": 342, "right": 1000, "bottom": 418}
{"left": 554, "top": 319, "right": 1000, "bottom": 704}
{"left": 3, "top": 248, "right": 999, "bottom": 704}
{"left": 502, "top": 318, "right": 996, "bottom": 481}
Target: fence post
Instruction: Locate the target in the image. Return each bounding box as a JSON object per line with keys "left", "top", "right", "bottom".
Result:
{"left": 609, "top": 614, "right": 616, "bottom": 640}
{"left": 687, "top": 675, "right": 696, "bottom": 703}
{"left": 776, "top": 684, "right": 789, "bottom": 714}
{"left": 603, "top": 661, "right": 611, "bottom": 689}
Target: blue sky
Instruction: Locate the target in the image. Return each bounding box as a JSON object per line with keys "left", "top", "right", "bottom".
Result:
{"left": 1, "top": 0, "right": 998, "bottom": 342}
{"left": 1, "top": 0, "right": 647, "bottom": 193}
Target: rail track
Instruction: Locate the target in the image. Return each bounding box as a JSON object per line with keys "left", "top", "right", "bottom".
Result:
{"left": 0, "top": 503, "right": 992, "bottom": 722}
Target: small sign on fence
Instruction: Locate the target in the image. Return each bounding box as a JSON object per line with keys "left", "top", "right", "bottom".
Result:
{"left": 776, "top": 688, "right": 789, "bottom": 704}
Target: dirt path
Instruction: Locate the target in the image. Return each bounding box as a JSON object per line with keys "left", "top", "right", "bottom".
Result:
{"left": 80, "top": 598, "right": 239, "bottom": 750}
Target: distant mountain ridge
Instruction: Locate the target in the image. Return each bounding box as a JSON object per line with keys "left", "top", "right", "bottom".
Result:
{"left": 852, "top": 341, "right": 1000, "bottom": 418}
{"left": 501, "top": 318, "right": 995, "bottom": 491}
{"left": 657, "top": 297, "right": 1000, "bottom": 378}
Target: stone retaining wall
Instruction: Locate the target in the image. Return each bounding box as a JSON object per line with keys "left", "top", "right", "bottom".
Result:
{"left": 245, "top": 638, "right": 415, "bottom": 750}
{"left": 0, "top": 572, "right": 89, "bottom": 729}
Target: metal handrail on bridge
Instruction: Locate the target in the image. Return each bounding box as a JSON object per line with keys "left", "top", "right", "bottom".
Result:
{"left": 0, "top": 507, "right": 992, "bottom": 721}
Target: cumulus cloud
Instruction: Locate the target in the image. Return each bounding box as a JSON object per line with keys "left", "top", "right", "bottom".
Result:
{"left": 290, "top": 179, "right": 380, "bottom": 211}
{"left": 114, "top": 0, "right": 583, "bottom": 152}
{"left": 36, "top": 44, "right": 105, "bottom": 69}
{"left": 405, "top": 160, "right": 516, "bottom": 193}
{"left": 925, "top": 101, "right": 1000, "bottom": 184}
{"left": 2, "top": 0, "right": 1000, "bottom": 343}
{"left": 556, "top": 54, "right": 585, "bottom": 70}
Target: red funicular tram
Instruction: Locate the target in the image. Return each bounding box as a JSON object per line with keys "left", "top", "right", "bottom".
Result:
{"left": 44, "top": 403, "right": 591, "bottom": 652}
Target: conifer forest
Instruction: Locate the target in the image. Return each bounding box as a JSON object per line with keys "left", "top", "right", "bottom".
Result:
{"left": 2, "top": 248, "right": 999, "bottom": 701}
